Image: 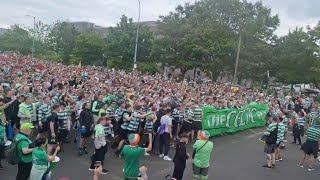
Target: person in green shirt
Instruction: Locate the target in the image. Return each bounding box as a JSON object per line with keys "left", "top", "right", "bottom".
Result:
{"left": 15, "top": 123, "right": 35, "bottom": 180}
{"left": 192, "top": 130, "right": 213, "bottom": 180}
{"left": 120, "top": 133, "right": 152, "bottom": 179}
{"left": 30, "top": 138, "right": 60, "bottom": 180}
{"left": 98, "top": 104, "right": 108, "bottom": 117}
{"left": 89, "top": 117, "right": 108, "bottom": 174}
{"left": 0, "top": 122, "right": 7, "bottom": 169}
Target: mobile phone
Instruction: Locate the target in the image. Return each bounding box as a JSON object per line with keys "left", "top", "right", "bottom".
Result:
{"left": 95, "top": 161, "right": 101, "bottom": 168}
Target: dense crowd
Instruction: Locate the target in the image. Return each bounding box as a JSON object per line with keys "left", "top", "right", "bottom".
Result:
{"left": 0, "top": 56, "right": 319, "bottom": 180}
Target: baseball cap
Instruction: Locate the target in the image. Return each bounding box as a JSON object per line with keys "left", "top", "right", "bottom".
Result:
{"left": 20, "top": 123, "right": 34, "bottom": 130}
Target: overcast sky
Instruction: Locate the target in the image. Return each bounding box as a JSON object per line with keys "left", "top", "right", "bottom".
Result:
{"left": 0, "top": 0, "right": 319, "bottom": 35}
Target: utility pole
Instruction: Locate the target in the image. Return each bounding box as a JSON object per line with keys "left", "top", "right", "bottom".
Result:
{"left": 133, "top": 0, "right": 141, "bottom": 71}
{"left": 233, "top": 34, "right": 242, "bottom": 84}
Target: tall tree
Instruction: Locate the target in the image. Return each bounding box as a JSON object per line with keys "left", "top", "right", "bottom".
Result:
{"left": 274, "top": 27, "right": 318, "bottom": 85}
{"left": 152, "top": 0, "right": 279, "bottom": 80}
{"left": 28, "top": 21, "right": 52, "bottom": 57}
{"left": 106, "top": 15, "right": 154, "bottom": 70}
{"left": 48, "top": 21, "right": 79, "bottom": 64}
{"left": 74, "top": 31, "right": 106, "bottom": 65}
{"left": 0, "top": 25, "right": 33, "bottom": 55}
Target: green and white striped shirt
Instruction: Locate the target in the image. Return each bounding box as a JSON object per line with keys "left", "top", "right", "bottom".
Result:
{"left": 37, "top": 94, "right": 60, "bottom": 122}
{"left": 277, "top": 123, "right": 286, "bottom": 144}
{"left": 193, "top": 106, "right": 202, "bottom": 122}
{"left": 58, "top": 108, "right": 70, "bottom": 130}
{"left": 306, "top": 126, "right": 320, "bottom": 142}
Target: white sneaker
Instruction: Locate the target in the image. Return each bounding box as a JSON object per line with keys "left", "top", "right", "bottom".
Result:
{"left": 144, "top": 152, "right": 150, "bottom": 156}
{"left": 159, "top": 154, "right": 164, "bottom": 158}
{"left": 163, "top": 156, "right": 172, "bottom": 161}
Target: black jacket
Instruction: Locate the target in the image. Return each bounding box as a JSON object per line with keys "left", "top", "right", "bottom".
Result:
{"left": 80, "top": 109, "right": 94, "bottom": 128}
{"left": 4, "top": 97, "right": 20, "bottom": 123}
{"left": 173, "top": 141, "right": 189, "bottom": 168}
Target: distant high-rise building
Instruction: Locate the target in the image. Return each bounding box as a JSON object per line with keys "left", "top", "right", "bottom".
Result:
{"left": 68, "top": 21, "right": 159, "bottom": 37}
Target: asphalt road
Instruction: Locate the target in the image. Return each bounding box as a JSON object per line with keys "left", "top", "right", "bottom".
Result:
{"left": 2, "top": 128, "right": 320, "bottom": 180}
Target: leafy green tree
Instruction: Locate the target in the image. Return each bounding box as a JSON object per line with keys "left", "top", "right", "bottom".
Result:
{"left": 28, "top": 21, "right": 52, "bottom": 57}
{"left": 152, "top": 0, "right": 279, "bottom": 80}
{"left": 74, "top": 31, "right": 106, "bottom": 65}
{"left": 274, "top": 27, "right": 318, "bottom": 85}
{"left": 106, "top": 15, "right": 154, "bottom": 70}
{"left": 48, "top": 21, "right": 79, "bottom": 64}
{"left": 0, "top": 25, "right": 33, "bottom": 55}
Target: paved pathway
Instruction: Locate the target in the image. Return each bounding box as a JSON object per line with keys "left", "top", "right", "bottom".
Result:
{"left": 2, "top": 128, "right": 320, "bottom": 180}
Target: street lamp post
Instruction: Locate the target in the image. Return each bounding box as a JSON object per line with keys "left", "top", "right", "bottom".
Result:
{"left": 133, "top": 0, "right": 141, "bottom": 70}
{"left": 26, "top": 15, "right": 35, "bottom": 61}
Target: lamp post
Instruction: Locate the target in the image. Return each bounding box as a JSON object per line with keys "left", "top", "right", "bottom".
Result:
{"left": 26, "top": 15, "right": 35, "bottom": 61}
{"left": 133, "top": 0, "right": 141, "bottom": 70}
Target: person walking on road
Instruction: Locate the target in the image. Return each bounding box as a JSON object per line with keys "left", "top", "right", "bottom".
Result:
{"left": 263, "top": 116, "right": 278, "bottom": 169}
{"left": 298, "top": 119, "right": 320, "bottom": 171}
{"left": 89, "top": 117, "right": 109, "bottom": 174}
{"left": 172, "top": 133, "right": 189, "bottom": 180}
{"left": 159, "top": 108, "right": 173, "bottom": 161}
{"left": 192, "top": 130, "right": 213, "bottom": 180}
{"left": 15, "top": 123, "right": 35, "bottom": 180}
{"left": 79, "top": 103, "right": 94, "bottom": 156}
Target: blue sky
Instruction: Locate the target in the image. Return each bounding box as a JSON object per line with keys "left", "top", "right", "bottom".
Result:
{"left": 1, "top": 0, "right": 319, "bottom": 35}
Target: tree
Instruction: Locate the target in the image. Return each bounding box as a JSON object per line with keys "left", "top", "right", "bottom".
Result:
{"left": 74, "top": 31, "right": 106, "bottom": 65}
{"left": 28, "top": 21, "right": 52, "bottom": 57}
{"left": 106, "top": 15, "right": 154, "bottom": 70}
{"left": 0, "top": 25, "right": 33, "bottom": 55}
{"left": 152, "top": 0, "right": 279, "bottom": 80}
{"left": 274, "top": 27, "right": 318, "bottom": 85}
{"left": 48, "top": 21, "right": 79, "bottom": 64}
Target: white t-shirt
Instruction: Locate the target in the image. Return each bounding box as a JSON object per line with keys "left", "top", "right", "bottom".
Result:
{"left": 160, "top": 115, "right": 172, "bottom": 133}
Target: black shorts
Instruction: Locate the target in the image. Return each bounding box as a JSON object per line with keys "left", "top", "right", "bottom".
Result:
{"left": 181, "top": 121, "right": 192, "bottom": 132}
{"left": 172, "top": 121, "right": 179, "bottom": 136}
{"left": 264, "top": 144, "right": 277, "bottom": 154}
{"left": 48, "top": 135, "right": 57, "bottom": 145}
{"left": 301, "top": 141, "right": 318, "bottom": 158}
{"left": 38, "top": 122, "right": 49, "bottom": 133}
{"left": 192, "top": 121, "right": 202, "bottom": 131}
{"left": 118, "top": 128, "right": 129, "bottom": 140}
{"left": 58, "top": 129, "right": 69, "bottom": 142}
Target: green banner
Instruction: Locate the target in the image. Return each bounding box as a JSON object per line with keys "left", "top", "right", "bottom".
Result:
{"left": 202, "top": 104, "right": 269, "bottom": 136}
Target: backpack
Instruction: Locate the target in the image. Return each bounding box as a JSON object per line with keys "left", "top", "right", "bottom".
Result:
{"left": 5, "top": 138, "right": 29, "bottom": 165}
{"left": 265, "top": 123, "right": 278, "bottom": 145}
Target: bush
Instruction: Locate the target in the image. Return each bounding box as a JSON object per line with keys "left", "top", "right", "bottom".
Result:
{"left": 38, "top": 51, "right": 61, "bottom": 62}
{"left": 137, "top": 62, "right": 160, "bottom": 74}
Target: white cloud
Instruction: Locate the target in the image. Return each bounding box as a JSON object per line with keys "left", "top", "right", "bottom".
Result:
{"left": 0, "top": 0, "right": 319, "bottom": 35}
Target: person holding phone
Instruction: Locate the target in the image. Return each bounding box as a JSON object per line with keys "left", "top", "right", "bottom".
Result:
{"left": 89, "top": 117, "right": 108, "bottom": 174}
